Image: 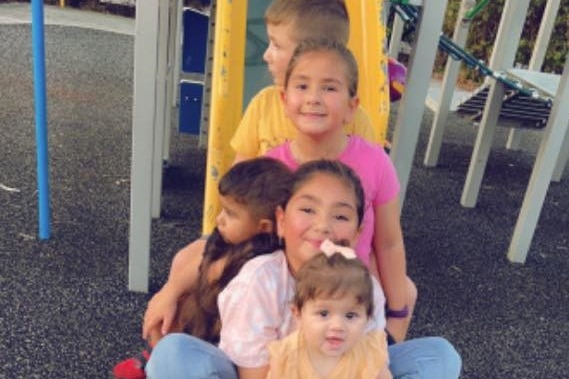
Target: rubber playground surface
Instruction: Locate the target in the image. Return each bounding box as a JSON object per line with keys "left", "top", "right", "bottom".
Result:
{"left": 1, "top": 4, "right": 568, "bottom": 378}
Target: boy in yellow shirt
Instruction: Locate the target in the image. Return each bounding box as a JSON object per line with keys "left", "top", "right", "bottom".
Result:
{"left": 230, "top": 0, "right": 378, "bottom": 162}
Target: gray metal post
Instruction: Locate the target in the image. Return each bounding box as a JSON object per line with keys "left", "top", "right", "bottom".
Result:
{"left": 129, "top": 0, "right": 161, "bottom": 292}
{"left": 508, "top": 54, "right": 569, "bottom": 263}
{"left": 388, "top": 10, "right": 405, "bottom": 59}
{"left": 172, "top": 0, "right": 183, "bottom": 109}
{"left": 461, "top": 0, "right": 531, "bottom": 207}
{"left": 151, "top": 0, "right": 172, "bottom": 219}
{"left": 424, "top": 0, "right": 476, "bottom": 167}
{"left": 162, "top": 0, "right": 182, "bottom": 164}
{"left": 552, "top": 123, "right": 569, "bottom": 182}
{"left": 390, "top": 0, "right": 448, "bottom": 207}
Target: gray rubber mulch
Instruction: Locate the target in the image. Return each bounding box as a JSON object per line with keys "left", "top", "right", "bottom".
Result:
{"left": 1, "top": 24, "right": 567, "bottom": 379}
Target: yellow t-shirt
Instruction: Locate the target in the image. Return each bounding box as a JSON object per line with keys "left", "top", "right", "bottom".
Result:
{"left": 268, "top": 329, "right": 388, "bottom": 379}
{"left": 230, "top": 85, "right": 380, "bottom": 159}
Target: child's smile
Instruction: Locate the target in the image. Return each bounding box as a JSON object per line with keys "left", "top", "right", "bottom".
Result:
{"left": 282, "top": 50, "right": 357, "bottom": 138}
{"left": 276, "top": 173, "right": 360, "bottom": 274}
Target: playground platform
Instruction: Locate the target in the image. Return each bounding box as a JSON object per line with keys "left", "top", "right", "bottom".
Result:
{"left": 1, "top": 4, "right": 567, "bottom": 379}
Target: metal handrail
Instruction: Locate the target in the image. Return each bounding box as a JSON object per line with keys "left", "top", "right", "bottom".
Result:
{"left": 394, "top": 4, "right": 553, "bottom": 105}
{"left": 463, "top": 0, "right": 490, "bottom": 21}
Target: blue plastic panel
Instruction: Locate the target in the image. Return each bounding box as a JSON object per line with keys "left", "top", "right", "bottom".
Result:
{"left": 182, "top": 8, "right": 209, "bottom": 74}
{"left": 179, "top": 81, "right": 203, "bottom": 134}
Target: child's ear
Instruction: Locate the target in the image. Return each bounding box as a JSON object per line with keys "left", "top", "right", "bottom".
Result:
{"left": 291, "top": 304, "right": 301, "bottom": 319}
{"left": 343, "top": 95, "right": 360, "bottom": 124}
{"left": 275, "top": 206, "right": 285, "bottom": 238}
{"left": 257, "top": 219, "right": 273, "bottom": 233}
{"left": 280, "top": 90, "right": 291, "bottom": 118}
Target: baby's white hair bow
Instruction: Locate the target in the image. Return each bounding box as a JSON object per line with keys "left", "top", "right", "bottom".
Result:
{"left": 319, "top": 239, "right": 357, "bottom": 260}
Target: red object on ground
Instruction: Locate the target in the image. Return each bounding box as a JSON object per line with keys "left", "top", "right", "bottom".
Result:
{"left": 113, "top": 349, "right": 150, "bottom": 379}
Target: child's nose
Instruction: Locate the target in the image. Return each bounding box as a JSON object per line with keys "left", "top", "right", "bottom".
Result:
{"left": 306, "top": 89, "right": 322, "bottom": 104}
{"left": 262, "top": 45, "right": 271, "bottom": 63}
{"left": 329, "top": 315, "right": 345, "bottom": 330}
{"left": 313, "top": 216, "right": 331, "bottom": 235}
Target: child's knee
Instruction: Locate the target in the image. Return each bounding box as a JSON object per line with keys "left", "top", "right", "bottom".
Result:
{"left": 388, "top": 337, "right": 461, "bottom": 379}
{"left": 426, "top": 337, "right": 462, "bottom": 377}
{"left": 147, "top": 334, "right": 237, "bottom": 379}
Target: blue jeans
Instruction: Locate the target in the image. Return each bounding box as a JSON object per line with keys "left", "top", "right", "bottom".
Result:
{"left": 146, "top": 333, "right": 461, "bottom": 379}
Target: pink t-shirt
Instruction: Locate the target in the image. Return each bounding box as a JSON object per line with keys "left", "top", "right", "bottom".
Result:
{"left": 265, "top": 136, "right": 400, "bottom": 265}
{"left": 218, "top": 250, "right": 386, "bottom": 368}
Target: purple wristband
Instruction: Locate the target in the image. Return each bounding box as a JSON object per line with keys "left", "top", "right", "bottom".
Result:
{"left": 386, "top": 305, "right": 409, "bottom": 319}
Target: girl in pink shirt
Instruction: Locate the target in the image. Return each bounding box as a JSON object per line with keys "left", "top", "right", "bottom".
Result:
{"left": 265, "top": 38, "right": 413, "bottom": 343}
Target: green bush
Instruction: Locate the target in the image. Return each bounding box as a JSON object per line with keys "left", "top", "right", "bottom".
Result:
{"left": 437, "top": 0, "right": 568, "bottom": 83}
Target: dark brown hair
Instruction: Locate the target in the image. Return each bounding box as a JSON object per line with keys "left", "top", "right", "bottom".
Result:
{"left": 218, "top": 157, "right": 293, "bottom": 225}
{"left": 175, "top": 158, "right": 293, "bottom": 343}
{"left": 285, "top": 38, "right": 359, "bottom": 98}
{"left": 265, "top": 0, "right": 350, "bottom": 45}
{"left": 177, "top": 231, "right": 279, "bottom": 343}
{"left": 293, "top": 252, "right": 374, "bottom": 317}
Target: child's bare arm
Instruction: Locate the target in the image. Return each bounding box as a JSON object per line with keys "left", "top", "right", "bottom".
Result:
{"left": 373, "top": 197, "right": 409, "bottom": 341}
{"left": 239, "top": 365, "right": 269, "bottom": 379}
{"left": 168, "top": 238, "right": 207, "bottom": 286}
{"left": 142, "top": 238, "right": 207, "bottom": 340}
{"left": 373, "top": 198, "right": 407, "bottom": 308}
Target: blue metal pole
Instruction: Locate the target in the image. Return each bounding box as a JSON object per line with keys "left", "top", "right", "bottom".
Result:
{"left": 31, "top": 0, "right": 51, "bottom": 239}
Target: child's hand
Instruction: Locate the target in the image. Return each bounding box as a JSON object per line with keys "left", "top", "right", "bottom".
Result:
{"left": 142, "top": 286, "right": 179, "bottom": 340}
{"left": 386, "top": 317, "right": 407, "bottom": 343}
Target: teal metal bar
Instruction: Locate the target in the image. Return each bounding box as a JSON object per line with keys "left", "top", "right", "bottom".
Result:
{"left": 464, "top": 0, "right": 489, "bottom": 20}
{"left": 31, "top": 0, "right": 51, "bottom": 239}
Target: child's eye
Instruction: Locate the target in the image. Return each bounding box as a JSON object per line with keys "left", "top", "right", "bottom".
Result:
{"left": 223, "top": 208, "right": 236, "bottom": 218}
{"left": 318, "top": 310, "right": 329, "bottom": 317}
{"left": 334, "top": 214, "right": 350, "bottom": 221}
{"left": 345, "top": 312, "right": 359, "bottom": 320}
{"left": 300, "top": 207, "right": 314, "bottom": 214}
{"left": 324, "top": 85, "right": 338, "bottom": 92}
{"left": 295, "top": 83, "right": 308, "bottom": 91}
